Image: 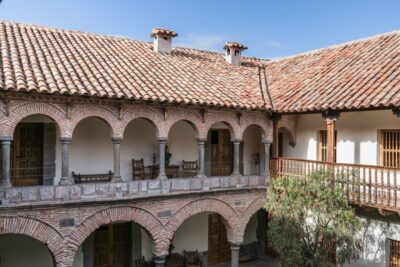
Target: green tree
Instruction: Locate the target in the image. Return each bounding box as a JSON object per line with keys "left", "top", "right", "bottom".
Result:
{"left": 265, "top": 170, "right": 362, "bottom": 267}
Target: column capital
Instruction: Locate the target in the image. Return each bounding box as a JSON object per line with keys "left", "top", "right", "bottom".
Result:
{"left": 0, "top": 136, "right": 13, "bottom": 142}
{"left": 322, "top": 111, "right": 340, "bottom": 121}
{"left": 232, "top": 139, "right": 243, "bottom": 144}
{"left": 196, "top": 138, "right": 207, "bottom": 143}
{"left": 60, "top": 137, "right": 72, "bottom": 143}
{"left": 112, "top": 137, "right": 123, "bottom": 144}
{"left": 230, "top": 244, "right": 241, "bottom": 250}
{"left": 157, "top": 137, "right": 168, "bottom": 144}
{"left": 154, "top": 255, "right": 167, "bottom": 265}
{"left": 262, "top": 139, "right": 272, "bottom": 145}
{"left": 393, "top": 107, "right": 400, "bottom": 118}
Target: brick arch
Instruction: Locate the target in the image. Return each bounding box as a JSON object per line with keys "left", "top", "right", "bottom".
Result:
{"left": 66, "top": 206, "right": 168, "bottom": 264}
{"left": 239, "top": 113, "right": 272, "bottom": 141}
{"left": 165, "top": 198, "right": 241, "bottom": 244}
{"left": 277, "top": 115, "right": 298, "bottom": 146}
{"left": 0, "top": 216, "right": 65, "bottom": 266}
{"left": 236, "top": 197, "right": 265, "bottom": 243}
{"left": 203, "top": 113, "right": 240, "bottom": 140}
{"left": 0, "top": 102, "right": 70, "bottom": 138}
{"left": 70, "top": 105, "right": 121, "bottom": 138}
{"left": 120, "top": 106, "right": 164, "bottom": 138}
{"left": 165, "top": 110, "right": 203, "bottom": 139}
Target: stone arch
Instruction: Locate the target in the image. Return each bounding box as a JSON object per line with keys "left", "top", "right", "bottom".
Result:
{"left": 0, "top": 102, "right": 70, "bottom": 138}
{"left": 0, "top": 216, "right": 65, "bottom": 266}
{"left": 203, "top": 112, "right": 240, "bottom": 140}
{"left": 236, "top": 197, "right": 265, "bottom": 243}
{"left": 66, "top": 206, "right": 168, "bottom": 264}
{"left": 164, "top": 109, "right": 203, "bottom": 138}
{"left": 70, "top": 105, "right": 120, "bottom": 138}
{"left": 239, "top": 112, "right": 272, "bottom": 141}
{"left": 277, "top": 115, "right": 298, "bottom": 146}
{"left": 279, "top": 126, "right": 296, "bottom": 147}
{"left": 165, "top": 198, "right": 241, "bottom": 244}
{"left": 120, "top": 106, "right": 164, "bottom": 138}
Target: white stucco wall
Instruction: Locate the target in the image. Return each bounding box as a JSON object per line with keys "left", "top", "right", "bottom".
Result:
{"left": 0, "top": 234, "right": 54, "bottom": 267}
{"left": 168, "top": 121, "right": 197, "bottom": 166}
{"left": 243, "top": 125, "right": 265, "bottom": 175}
{"left": 282, "top": 110, "right": 400, "bottom": 165}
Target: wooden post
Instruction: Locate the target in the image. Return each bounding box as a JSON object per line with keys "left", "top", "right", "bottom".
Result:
{"left": 270, "top": 114, "right": 281, "bottom": 158}
{"left": 322, "top": 112, "right": 340, "bottom": 163}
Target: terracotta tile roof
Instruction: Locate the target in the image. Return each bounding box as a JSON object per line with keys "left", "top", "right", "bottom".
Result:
{"left": 0, "top": 21, "right": 270, "bottom": 110}
{"left": 266, "top": 31, "right": 400, "bottom": 113}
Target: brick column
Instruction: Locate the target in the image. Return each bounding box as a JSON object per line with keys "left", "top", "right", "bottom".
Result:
{"left": 0, "top": 136, "right": 12, "bottom": 188}
{"left": 59, "top": 138, "right": 73, "bottom": 185}
{"left": 270, "top": 113, "right": 281, "bottom": 158}
{"left": 263, "top": 140, "right": 272, "bottom": 184}
{"left": 158, "top": 138, "right": 168, "bottom": 180}
{"left": 154, "top": 255, "right": 166, "bottom": 267}
{"left": 232, "top": 139, "right": 242, "bottom": 176}
{"left": 231, "top": 244, "right": 241, "bottom": 267}
{"left": 197, "top": 138, "right": 206, "bottom": 178}
{"left": 112, "top": 138, "right": 122, "bottom": 182}
{"left": 322, "top": 112, "right": 340, "bottom": 163}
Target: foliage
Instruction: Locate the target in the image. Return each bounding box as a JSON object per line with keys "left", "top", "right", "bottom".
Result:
{"left": 265, "top": 170, "right": 363, "bottom": 267}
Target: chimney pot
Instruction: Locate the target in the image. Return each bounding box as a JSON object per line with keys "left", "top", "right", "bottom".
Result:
{"left": 151, "top": 28, "right": 178, "bottom": 54}
{"left": 224, "top": 42, "right": 248, "bottom": 66}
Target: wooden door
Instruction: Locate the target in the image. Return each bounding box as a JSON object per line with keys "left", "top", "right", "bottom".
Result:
{"left": 211, "top": 130, "right": 233, "bottom": 176}
{"left": 208, "top": 214, "right": 231, "bottom": 265}
{"left": 94, "top": 223, "right": 131, "bottom": 267}
{"left": 12, "top": 123, "right": 44, "bottom": 186}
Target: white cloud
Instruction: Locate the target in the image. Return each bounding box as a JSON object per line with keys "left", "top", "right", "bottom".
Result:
{"left": 175, "top": 34, "right": 225, "bottom": 51}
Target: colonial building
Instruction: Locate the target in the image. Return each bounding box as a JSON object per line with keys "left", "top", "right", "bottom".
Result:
{"left": 0, "top": 21, "right": 398, "bottom": 267}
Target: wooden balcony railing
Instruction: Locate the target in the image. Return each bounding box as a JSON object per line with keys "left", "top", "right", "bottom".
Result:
{"left": 270, "top": 157, "right": 400, "bottom": 212}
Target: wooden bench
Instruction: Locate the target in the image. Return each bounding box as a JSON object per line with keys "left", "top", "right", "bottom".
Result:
{"left": 72, "top": 171, "right": 113, "bottom": 184}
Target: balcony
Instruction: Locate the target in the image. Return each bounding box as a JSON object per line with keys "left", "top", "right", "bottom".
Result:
{"left": 270, "top": 157, "right": 400, "bottom": 214}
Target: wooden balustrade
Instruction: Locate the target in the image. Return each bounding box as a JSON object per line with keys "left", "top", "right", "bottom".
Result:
{"left": 270, "top": 157, "right": 400, "bottom": 212}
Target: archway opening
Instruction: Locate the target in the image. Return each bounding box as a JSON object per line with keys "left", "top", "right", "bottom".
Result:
{"left": 11, "top": 114, "right": 59, "bottom": 186}
{"left": 168, "top": 120, "right": 197, "bottom": 178}
{"left": 242, "top": 125, "right": 264, "bottom": 176}
{"left": 73, "top": 222, "right": 155, "bottom": 267}
{"left": 121, "top": 118, "right": 158, "bottom": 180}
{"left": 70, "top": 117, "right": 113, "bottom": 179}
{"left": 205, "top": 122, "right": 233, "bottom": 177}
{"left": 170, "top": 212, "right": 231, "bottom": 266}
{"left": 0, "top": 234, "right": 55, "bottom": 267}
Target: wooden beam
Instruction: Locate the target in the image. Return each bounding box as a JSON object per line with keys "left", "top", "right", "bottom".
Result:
{"left": 322, "top": 111, "right": 340, "bottom": 163}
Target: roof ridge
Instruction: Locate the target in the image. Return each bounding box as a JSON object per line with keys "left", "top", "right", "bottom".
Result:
{"left": 269, "top": 29, "right": 400, "bottom": 63}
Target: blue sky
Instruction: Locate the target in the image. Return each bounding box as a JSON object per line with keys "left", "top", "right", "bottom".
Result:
{"left": 1, "top": 0, "right": 400, "bottom": 59}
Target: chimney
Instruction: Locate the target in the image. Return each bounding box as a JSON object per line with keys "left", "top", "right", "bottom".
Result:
{"left": 224, "top": 42, "right": 248, "bottom": 66}
{"left": 151, "top": 28, "right": 178, "bottom": 54}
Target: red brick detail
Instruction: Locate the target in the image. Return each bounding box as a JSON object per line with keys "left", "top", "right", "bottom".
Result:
{"left": 278, "top": 115, "right": 298, "bottom": 145}
{"left": 0, "top": 216, "right": 65, "bottom": 266}
{"left": 165, "top": 198, "right": 240, "bottom": 244}
{"left": 66, "top": 206, "right": 168, "bottom": 262}
{"left": 0, "top": 102, "right": 70, "bottom": 138}
{"left": 239, "top": 113, "right": 272, "bottom": 141}
{"left": 120, "top": 106, "right": 164, "bottom": 138}
{"left": 70, "top": 105, "right": 121, "bottom": 138}
{"left": 236, "top": 197, "right": 265, "bottom": 242}
{"left": 203, "top": 112, "right": 241, "bottom": 140}
{"left": 164, "top": 109, "right": 203, "bottom": 138}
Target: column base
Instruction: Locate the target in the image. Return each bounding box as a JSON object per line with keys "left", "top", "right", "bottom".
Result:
{"left": 230, "top": 172, "right": 242, "bottom": 179}
{"left": 59, "top": 177, "right": 74, "bottom": 185}
{"left": 196, "top": 174, "right": 207, "bottom": 179}
{"left": 111, "top": 176, "right": 122, "bottom": 183}
{"left": 0, "top": 181, "right": 11, "bottom": 188}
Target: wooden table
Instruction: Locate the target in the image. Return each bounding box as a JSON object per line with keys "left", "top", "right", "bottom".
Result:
{"left": 147, "top": 164, "right": 180, "bottom": 179}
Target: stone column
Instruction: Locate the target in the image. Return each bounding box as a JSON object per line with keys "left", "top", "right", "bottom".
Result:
{"left": 263, "top": 140, "right": 272, "bottom": 184}
{"left": 322, "top": 112, "right": 340, "bottom": 163}
{"left": 0, "top": 136, "right": 12, "bottom": 188}
{"left": 197, "top": 138, "right": 206, "bottom": 178}
{"left": 158, "top": 138, "right": 168, "bottom": 180}
{"left": 154, "top": 255, "right": 166, "bottom": 267}
{"left": 112, "top": 138, "right": 122, "bottom": 182}
{"left": 232, "top": 139, "right": 242, "bottom": 176}
{"left": 231, "top": 244, "right": 241, "bottom": 267}
{"left": 59, "top": 138, "right": 73, "bottom": 185}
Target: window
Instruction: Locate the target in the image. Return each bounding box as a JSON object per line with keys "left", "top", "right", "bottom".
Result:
{"left": 389, "top": 239, "right": 400, "bottom": 267}
{"left": 318, "top": 130, "right": 337, "bottom": 162}
{"left": 380, "top": 130, "right": 400, "bottom": 168}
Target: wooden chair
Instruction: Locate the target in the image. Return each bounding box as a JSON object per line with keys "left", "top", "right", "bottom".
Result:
{"left": 132, "top": 159, "right": 151, "bottom": 180}
{"left": 182, "top": 160, "right": 198, "bottom": 178}
{"left": 184, "top": 250, "right": 202, "bottom": 267}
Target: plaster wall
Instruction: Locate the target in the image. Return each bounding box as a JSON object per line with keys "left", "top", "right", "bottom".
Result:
{"left": 282, "top": 110, "right": 400, "bottom": 165}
